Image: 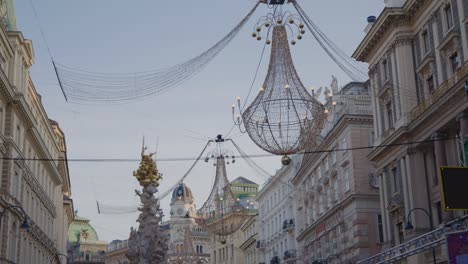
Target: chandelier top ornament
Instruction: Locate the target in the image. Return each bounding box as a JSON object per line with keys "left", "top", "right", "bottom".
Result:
{"left": 251, "top": 8, "right": 305, "bottom": 46}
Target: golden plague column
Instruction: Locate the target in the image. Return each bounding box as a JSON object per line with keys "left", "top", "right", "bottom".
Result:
{"left": 127, "top": 143, "right": 168, "bottom": 264}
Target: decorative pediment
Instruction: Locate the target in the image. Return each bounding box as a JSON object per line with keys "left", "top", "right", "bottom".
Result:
{"left": 416, "top": 54, "right": 434, "bottom": 77}
{"left": 438, "top": 30, "right": 460, "bottom": 56}
{"left": 387, "top": 193, "right": 404, "bottom": 219}
{"left": 379, "top": 87, "right": 393, "bottom": 105}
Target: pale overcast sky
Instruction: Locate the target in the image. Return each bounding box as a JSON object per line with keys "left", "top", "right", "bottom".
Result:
{"left": 13, "top": 0, "right": 384, "bottom": 241}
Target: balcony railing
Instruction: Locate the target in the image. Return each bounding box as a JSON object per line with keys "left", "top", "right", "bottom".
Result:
{"left": 284, "top": 250, "right": 297, "bottom": 261}
{"left": 409, "top": 61, "right": 468, "bottom": 121}
{"left": 256, "top": 240, "right": 266, "bottom": 249}
{"left": 282, "top": 219, "right": 295, "bottom": 232}
{"left": 270, "top": 256, "right": 280, "bottom": 264}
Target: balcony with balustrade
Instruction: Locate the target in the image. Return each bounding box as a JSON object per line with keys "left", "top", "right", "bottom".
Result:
{"left": 282, "top": 219, "right": 295, "bottom": 233}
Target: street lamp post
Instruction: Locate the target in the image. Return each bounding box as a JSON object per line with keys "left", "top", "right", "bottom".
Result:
{"left": 50, "top": 253, "right": 69, "bottom": 264}
{"left": 405, "top": 207, "right": 436, "bottom": 264}
{"left": 0, "top": 203, "right": 30, "bottom": 261}
{"left": 0, "top": 204, "right": 30, "bottom": 232}
{"left": 326, "top": 254, "right": 343, "bottom": 264}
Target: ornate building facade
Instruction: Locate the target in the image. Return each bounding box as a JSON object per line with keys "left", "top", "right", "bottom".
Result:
{"left": 239, "top": 215, "right": 258, "bottom": 264}
{"left": 167, "top": 183, "right": 210, "bottom": 263}
{"left": 67, "top": 214, "right": 108, "bottom": 263}
{"left": 0, "top": 1, "right": 74, "bottom": 263}
{"left": 256, "top": 155, "right": 301, "bottom": 264}
{"left": 210, "top": 177, "right": 258, "bottom": 264}
{"left": 105, "top": 239, "right": 129, "bottom": 264}
{"left": 292, "top": 81, "right": 381, "bottom": 263}
{"left": 353, "top": 0, "right": 468, "bottom": 262}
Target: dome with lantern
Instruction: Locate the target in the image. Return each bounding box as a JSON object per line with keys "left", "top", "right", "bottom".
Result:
{"left": 171, "top": 183, "right": 195, "bottom": 205}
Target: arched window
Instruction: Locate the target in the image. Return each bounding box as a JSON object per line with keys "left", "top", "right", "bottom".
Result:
{"left": 196, "top": 245, "right": 199, "bottom": 253}
{"left": 200, "top": 245, "right": 203, "bottom": 253}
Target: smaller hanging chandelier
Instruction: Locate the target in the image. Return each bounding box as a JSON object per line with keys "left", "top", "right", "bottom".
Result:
{"left": 195, "top": 135, "right": 250, "bottom": 236}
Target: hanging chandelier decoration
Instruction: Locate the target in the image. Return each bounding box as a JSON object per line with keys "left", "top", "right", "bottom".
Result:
{"left": 234, "top": 9, "right": 336, "bottom": 165}
{"left": 195, "top": 135, "right": 250, "bottom": 238}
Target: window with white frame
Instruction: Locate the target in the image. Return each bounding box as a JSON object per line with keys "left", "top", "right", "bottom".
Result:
{"left": 341, "top": 137, "right": 348, "bottom": 153}
{"left": 382, "top": 59, "right": 389, "bottom": 81}
{"left": 386, "top": 101, "right": 394, "bottom": 129}
{"left": 344, "top": 168, "right": 350, "bottom": 192}
{"left": 426, "top": 75, "right": 434, "bottom": 94}
{"left": 450, "top": 52, "right": 460, "bottom": 74}
{"left": 331, "top": 147, "right": 337, "bottom": 164}
{"left": 324, "top": 156, "right": 329, "bottom": 171}
{"left": 422, "top": 29, "right": 430, "bottom": 54}
{"left": 444, "top": 4, "right": 454, "bottom": 30}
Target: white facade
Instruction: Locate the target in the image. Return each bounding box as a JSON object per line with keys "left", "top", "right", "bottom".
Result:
{"left": 292, "top": 82, "right": 381, "bottom": 263}
{"left": 256, "top": 155, "right": 302, "bottom": 264}
{"left": 0, "top": 4, "right": 73, "bottom": 263}
{"left": 353, "top": 0, "right": 468, "bottom": 262}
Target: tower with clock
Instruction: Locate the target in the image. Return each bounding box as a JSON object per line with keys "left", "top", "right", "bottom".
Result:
{"left": 166, "top": 183, "right": 211, "bottom": 262}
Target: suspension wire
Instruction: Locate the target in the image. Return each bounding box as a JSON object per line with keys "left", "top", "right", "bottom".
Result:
{"left": 293, "top": 2, "right": 368, "bottom": 82}
{"left": 96, "top": 140, "right": 212, "bottom": 215}
{"left": 7, "top": 137, "right": 455, "bottom": 164}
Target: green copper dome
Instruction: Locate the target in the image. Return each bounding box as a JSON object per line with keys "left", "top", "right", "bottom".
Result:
{"left": 68, "top": 214, "right": 100, "bottom": 243}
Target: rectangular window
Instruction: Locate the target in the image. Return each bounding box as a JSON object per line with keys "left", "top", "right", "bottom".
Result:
{"left": 450, "top": 52, "right": 459, "bottom": 73}
{"left": 397, "top": 222, "right": 404, "bottom": 244}
{"left": 342, "top": 138, "right": 348, "bottom": 153}
{"left": 382, "top": 59, "right": 389, "bottom": 81}
{"left": 436, "top": 201, "right": 443, "bottom": 225}
{"left": 377, "top": 214, "right": 384, "bottom": 243}
{"left": 344, "top": 169, "right": 350, "bottom": 192}
{"left": 331, "top": 147, "right": 337, "bottom": 164}
{"left": 324, "top": 156, "right": 329, "bottom": 171}
{"left": 426, "top": 75, "right": 434, "bottom": 94}
{"left": 386, "top": 102, "right": 393, "bottom": 129}
{"left": 392, "top": 167, "right": 399, "bottom": 193}
{"left": 445, "top": 4, "right": 454, "bottom": 30}
{"left": 422, "top": 30, "right": 430, "bottom": 54}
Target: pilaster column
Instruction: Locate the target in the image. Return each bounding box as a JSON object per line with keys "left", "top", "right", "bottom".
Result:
{"left": 432, "top": 132, "right": 448, "bottom": 169}
{"left": 459, "top": 112, "right": 468, "bottom": 137}
{"left": 432, "top": 132, "right": 453, "bottom": 222}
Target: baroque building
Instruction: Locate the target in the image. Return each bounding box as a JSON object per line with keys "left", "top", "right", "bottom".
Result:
{"left": 67, "top": 214, "right": 108, "bottom": 263}
{"left": 256, "top": 155, "right": 302, "bottom": 264}
{"left": 353, "top": 0, "right": 468, "bottom": 262}
{"left": 0, "top": 1, "right": 74, "bottom": 263}
{"left": 210, "top": 177, "right": 258, "bottom": 264}
{"left": 292, "top": 81, "right": 381, "bottom": 263}
{"left": 105, "top": 239, "right": 129, "bottom": 264}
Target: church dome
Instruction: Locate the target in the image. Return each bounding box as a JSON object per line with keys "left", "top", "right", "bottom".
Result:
{"left": 171, "top": 183, "right": 194, "bottom": 204}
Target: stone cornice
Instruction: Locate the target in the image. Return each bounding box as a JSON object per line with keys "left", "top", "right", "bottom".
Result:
{"left": 353, "top": 0, "right": 427, "bottom": 62}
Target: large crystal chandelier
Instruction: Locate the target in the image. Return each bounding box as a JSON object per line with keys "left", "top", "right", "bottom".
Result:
{"left": 234, "top": 19, "right": 329, "bottom": 164}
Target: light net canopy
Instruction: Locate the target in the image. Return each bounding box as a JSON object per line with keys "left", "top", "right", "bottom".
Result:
{"left": 242, "top": 25, "right": 325, "bottom": 156}
{"left": 195, "top": 156, "right": 248, "bottom": 236}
